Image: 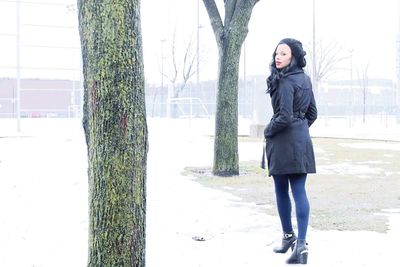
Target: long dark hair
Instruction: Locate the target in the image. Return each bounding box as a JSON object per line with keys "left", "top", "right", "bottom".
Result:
{"left": 266, "top": 55, "right": 299, "bottom": 94}
{"left": 266, "top": 39, "right": 306, "bottom": 94}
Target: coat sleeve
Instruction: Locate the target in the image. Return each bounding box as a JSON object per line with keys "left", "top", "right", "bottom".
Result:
{"left": 305, "top": 89, "right": 317, "bottom": 127}
{"left": 264, "top": 79, "right": 294, "bottom": 138}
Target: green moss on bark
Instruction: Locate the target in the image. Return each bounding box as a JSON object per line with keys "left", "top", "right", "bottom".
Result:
{"left": 78, "top": 0, "right": 147, "bottom": 266}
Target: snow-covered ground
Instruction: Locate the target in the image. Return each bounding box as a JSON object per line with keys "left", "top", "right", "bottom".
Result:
{"left": 0, "top": 117, "right": 399, "bottom": 266}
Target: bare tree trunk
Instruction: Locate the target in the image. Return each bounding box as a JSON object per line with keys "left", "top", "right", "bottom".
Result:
{"left": 78, "top": 1, "right": 148, "bottom": 266}
{"left": 203, "top": 0, "right": 259, "bottom": 176}
{"left": 213, "top": 35, "right": 241, "bottom": 175}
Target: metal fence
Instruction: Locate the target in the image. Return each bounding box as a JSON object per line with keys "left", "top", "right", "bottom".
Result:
{"left": 0, "top": 0, "right": 82, "bottom": 128}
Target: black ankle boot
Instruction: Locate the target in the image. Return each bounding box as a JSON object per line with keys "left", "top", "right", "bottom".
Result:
{"left": 273, "top": 231, "right": 297, "bottom": 253}
{"left": 286, "top": 239, "right": 308, "bottom": 264}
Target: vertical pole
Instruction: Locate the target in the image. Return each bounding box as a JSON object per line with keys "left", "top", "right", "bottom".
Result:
{"left": 312, "top": 0, "right": 316, "bottom": 89}
{"left": 243, "top": 41, "right": 246, "bottom": 90}
{"left": 71, "top": 57, "right": 76, "bottom": 118}
{"left": 349, "top": 50, "right": 353, "bottom": 126}
{"left": 243, "top": 41, "right": 247, "bottom": 116}
{"left": 193, "top": 0, "right": 200, "bottom": 128}
{"left": 189, "top": 97, "right": 193, "bottom": 127}
{"left": 16, "top": 0, "right": 21, "bottom": 131}
{"left": 397, "top": 0, "right": 400, "bottom": 122}
{"left": 196, "top": 0, "right": 200, "bottom": 85}
{"left": 161, "top": 39, "right": 166, "bottom": 117}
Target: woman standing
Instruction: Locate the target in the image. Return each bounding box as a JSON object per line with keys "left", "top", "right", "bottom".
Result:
{"left": 264, "top": 38, "right": 317, "bottom": 264}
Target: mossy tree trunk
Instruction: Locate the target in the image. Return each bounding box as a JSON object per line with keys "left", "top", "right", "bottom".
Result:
{"left": 77, "top": 0, "right": 147, "bottom": 266}
{"left": 202, "top": 0, "right": 259, "bottom": 176}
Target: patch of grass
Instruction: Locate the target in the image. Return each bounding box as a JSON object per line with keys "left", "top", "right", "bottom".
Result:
{"left": 184, "top": 138, "right": 400, "bottom": 233}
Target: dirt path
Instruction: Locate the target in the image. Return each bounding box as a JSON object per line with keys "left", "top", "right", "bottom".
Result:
{"left": 187, "top": 137, "right": 400, "bottom": 233}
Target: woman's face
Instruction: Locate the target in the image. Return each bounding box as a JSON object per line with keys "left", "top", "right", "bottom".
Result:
{"left": 275, "top": 44, "right": 292, "bottom": 69}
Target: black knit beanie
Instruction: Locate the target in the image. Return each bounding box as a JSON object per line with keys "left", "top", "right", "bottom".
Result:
{"left": 278, "top": 38, "right": 307, "bottom": 68}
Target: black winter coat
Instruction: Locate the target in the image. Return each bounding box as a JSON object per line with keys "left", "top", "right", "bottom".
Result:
{"left": 264, "top": 69, "right": 317, "bottom": 176}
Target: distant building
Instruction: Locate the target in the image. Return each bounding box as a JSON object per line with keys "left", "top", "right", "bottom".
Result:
{"left": 1, "top": 75, "right": 397, "bottom": 120}
{"left": 0, "top": 78, "right": 82, "bottom": 118}
{"left": 144, "top": 77, "right": 265, "bottom": 119}
{"left": 319, "top": 79, "right": 398, "bottom": 116}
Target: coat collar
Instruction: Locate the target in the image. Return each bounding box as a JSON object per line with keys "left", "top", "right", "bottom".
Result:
{"left": 281, "top": 68, "right": 304, "bottom": 78}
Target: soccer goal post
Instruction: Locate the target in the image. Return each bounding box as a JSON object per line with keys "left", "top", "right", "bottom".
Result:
{"left": 166, "top": 97, "right": 210, "bottom": 118}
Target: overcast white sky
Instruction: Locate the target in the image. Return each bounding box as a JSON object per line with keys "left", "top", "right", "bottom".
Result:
{"left": 0, "top": 0, "right": 79, "bottom": 80}
{"left": 0, "top": 0, "right": 399, "bottom": 84}
{"left": 142, "top": 0, "right": 400, "bottom": 85}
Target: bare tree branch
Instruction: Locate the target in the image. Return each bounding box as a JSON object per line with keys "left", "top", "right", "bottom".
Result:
{"left": 176, "top": 36, "right": 196, "bottom": 97}
{"left": 202, "top": 0, "right": 224, "bottom": 51}
{"left": 307, "top": 40, "right": 345, "bottom": 82}
{"left": 170, "top": 30, "right": 178, "bottom": 85}
{"left": 224, "top": 0, "right": 237, "bottom": 29}
{"left": 357, "top": 63, "right": 369, "bottom": 123}
{"left": 163, "top": 31, "right": 197, "bottom": 98}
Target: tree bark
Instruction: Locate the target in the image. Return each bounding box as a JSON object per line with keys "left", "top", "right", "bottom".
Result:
{"left": 203, "top": 0, "right": 259, "bottom": 176}
{"left": 78, "top": 1, "right": 148, "bottom": 266}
